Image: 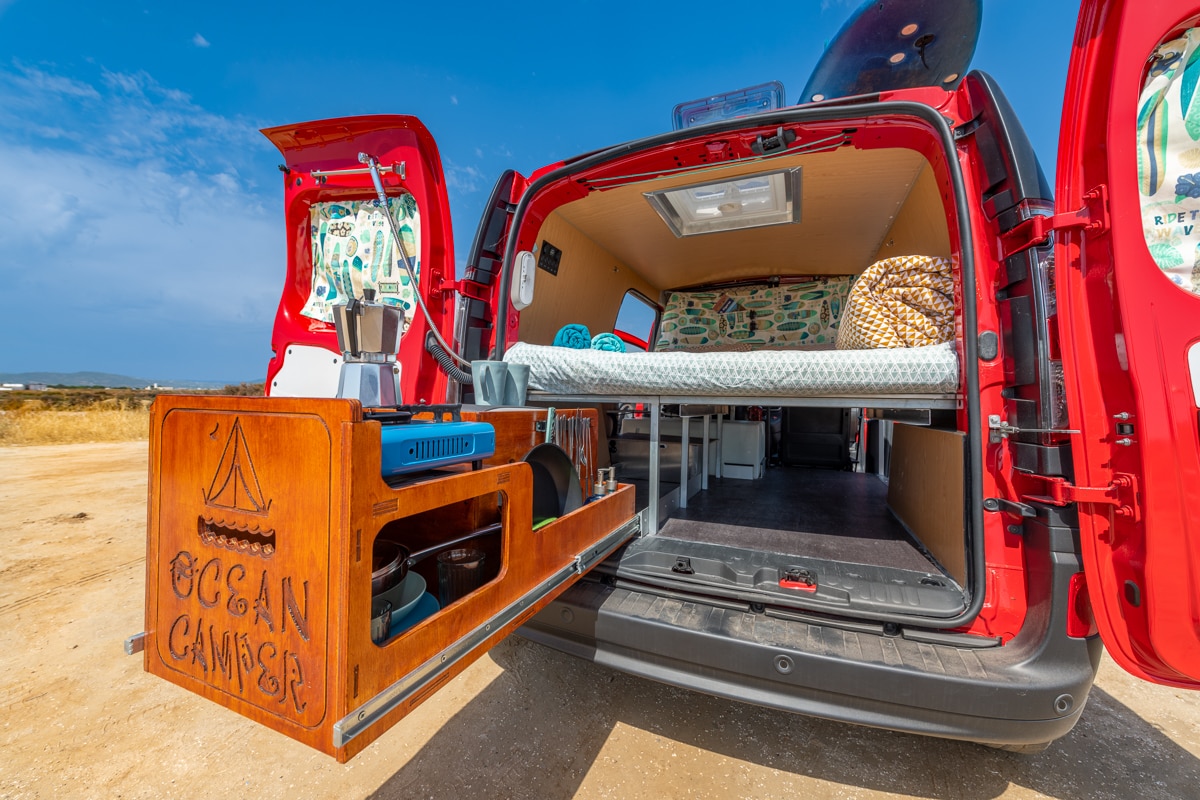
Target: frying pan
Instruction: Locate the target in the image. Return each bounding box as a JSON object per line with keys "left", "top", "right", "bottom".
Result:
{"left": 372, "top": 522, "right": 501, "bottom": 595}
{"left": 524, "top": 442, "right": 583, "bottom": 525}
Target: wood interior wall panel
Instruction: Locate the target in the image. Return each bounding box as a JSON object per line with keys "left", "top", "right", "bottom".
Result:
{"left": 871, "top": 164, "right": 953, "bottom": 262}
{"left": 886, "top": 424, "right": 966, "bottom": 585}
{"left": 517, "top": 213, "right": 659, "bottom": 345}
{"left": 553, "top": 147, "right": 932, "bottom": 290}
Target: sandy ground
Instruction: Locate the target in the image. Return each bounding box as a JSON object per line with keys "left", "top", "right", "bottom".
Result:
{"left": 1, "top": 442, "right": 1197, "bottom": 800}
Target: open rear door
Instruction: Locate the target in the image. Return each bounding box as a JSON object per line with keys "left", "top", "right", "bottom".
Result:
{"left": 1053, "top": 0, "right": 1200, "bottom": 687}
{"left": 143, "top": 115, "right": 638, "bottom": 760}
{"left": 261, "top": 115, "right": 458, "bottom": 405}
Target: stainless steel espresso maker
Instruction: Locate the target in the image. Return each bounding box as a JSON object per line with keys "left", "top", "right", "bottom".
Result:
{"left": 332, "top": 289, "right": 405, "bottom": 407}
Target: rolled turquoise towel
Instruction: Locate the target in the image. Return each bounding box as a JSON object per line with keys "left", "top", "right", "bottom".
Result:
{"left": 553, "top": 324, "right": 591, "bottom": 349}
{"left": 590, "top": 332, "right": 626, "bottom": 353}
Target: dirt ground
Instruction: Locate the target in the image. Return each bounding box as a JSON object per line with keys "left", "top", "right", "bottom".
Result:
{"left": 1, "top": 442, "right": 1197, "bottom": 800}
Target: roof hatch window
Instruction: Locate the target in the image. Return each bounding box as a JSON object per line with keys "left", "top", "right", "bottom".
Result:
{"left": 644, "top": 167, "right": 802, "bottom": 238}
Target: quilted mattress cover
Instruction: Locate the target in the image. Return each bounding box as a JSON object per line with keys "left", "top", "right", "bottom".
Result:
{"left": 503, "top": 341, "right": 959, "bottom": 399}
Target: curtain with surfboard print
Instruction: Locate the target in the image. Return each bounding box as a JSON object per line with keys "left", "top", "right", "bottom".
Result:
{"left": 1138, "top": 28, "right": 1200, "bottom": 295}
{"left": 301, "top": 195, "right": 421, "bottom": 326}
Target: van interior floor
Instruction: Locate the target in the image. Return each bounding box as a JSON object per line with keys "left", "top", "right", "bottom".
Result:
{"left": 661, "top": 466, "right": 938, "bottom": 573}
{"left": 610, "top": 466, "right": 967, "bottom": 618}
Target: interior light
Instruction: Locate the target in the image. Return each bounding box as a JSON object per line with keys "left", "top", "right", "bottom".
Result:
{"left": 943, "top": 73, "right": 960, "bottom": 84}
{"left": 900, "top": 23, "right": 919, "bottom": 36}
{"left": 644, "top": 167, "right": 802, "bottom": 237}
{"left": 890, "top": 52, "right": 906, "bottom": 64}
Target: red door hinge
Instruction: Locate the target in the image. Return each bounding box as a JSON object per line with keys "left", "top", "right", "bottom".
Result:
{"left": 440, "top": 278, "right": 491, "bottom": 303}
{"left": 1020, "top": 471, "right": 1139, "bottom": 522}
{"left": 1000, "top": 185, "right": 1110, "bottom": 259}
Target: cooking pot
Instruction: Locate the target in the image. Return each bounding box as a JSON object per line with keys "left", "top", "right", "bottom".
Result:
{"left": 372, "top": 522, "right": 501, "bottom": 595}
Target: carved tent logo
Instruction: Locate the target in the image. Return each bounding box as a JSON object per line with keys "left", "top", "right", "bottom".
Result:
{"left": 161, "top": 414, "right": 315, "bottom": 721}
{"left": 200, "top": 418, "right": 277, "bottom": 557}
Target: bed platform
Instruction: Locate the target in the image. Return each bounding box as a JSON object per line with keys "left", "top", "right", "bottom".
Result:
{"left": 503, "top": 341, "right": 959, "bottom": 407}
{"left": 503, "top": 340, "right": 960, "bottom": 534}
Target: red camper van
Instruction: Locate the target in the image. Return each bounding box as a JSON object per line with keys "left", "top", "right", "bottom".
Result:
{"left": 139, "top": 0, "right": 1200, "bottom": 760}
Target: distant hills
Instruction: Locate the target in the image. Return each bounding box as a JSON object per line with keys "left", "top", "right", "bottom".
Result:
{"left": 0, "top": 371, "right": 234, "bottom": 390}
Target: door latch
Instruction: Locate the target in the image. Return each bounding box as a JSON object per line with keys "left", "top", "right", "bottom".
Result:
{"left": 988, "top": 415, "right": 1079, "bottom": 442}
{"left": 780, "top": 566, "right": 817, "bottom": 592}
{"left": 749, "top": 127, "right": 797, "bottom": 156}
{"left": 439, "top": 278, "right": 490, "bottom": 303}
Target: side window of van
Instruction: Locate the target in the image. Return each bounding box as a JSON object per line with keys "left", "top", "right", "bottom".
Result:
{"left": 613, "top": 290, "right": 660, "bottom": 352}
{"left": 1138, "top": 27, "right": 1200, "bottom": 295}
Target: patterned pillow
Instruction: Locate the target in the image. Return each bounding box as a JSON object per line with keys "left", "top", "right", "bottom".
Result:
{"left": 654, "top": 276, "right": 853, "bottom": 351}
{"left": 675, "top": 342, "right": 754, "bottom": 353}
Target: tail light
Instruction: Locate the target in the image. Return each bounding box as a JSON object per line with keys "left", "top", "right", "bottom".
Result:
{"left": 1019, "top": 200, "right": 1070, "bottom": 440}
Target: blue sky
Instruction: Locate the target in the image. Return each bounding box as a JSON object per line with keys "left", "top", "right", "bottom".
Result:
{"left": 0, "top": 1, "right": 1084, "bottom": 382}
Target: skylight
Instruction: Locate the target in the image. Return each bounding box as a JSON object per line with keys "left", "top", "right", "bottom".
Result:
{"left": 644, "top": 168, "right": 802, "bottom": 237}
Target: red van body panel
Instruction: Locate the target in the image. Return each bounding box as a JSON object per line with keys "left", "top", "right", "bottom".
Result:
{"left": 1055, "top": 0, "right": 1200, "bottom": 687}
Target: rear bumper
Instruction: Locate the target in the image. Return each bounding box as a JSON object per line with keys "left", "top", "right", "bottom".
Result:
{"left": 519, "top": 533, "right": 1103, "bottom": 746}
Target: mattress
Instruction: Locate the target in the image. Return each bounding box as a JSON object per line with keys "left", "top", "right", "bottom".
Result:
{"left": 503, "top": 341, "right": 959, "bottom": 400}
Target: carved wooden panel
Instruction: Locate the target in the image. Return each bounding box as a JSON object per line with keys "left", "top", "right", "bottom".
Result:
{"left": 144, "top": 395, "right": 634, "bottom": 761}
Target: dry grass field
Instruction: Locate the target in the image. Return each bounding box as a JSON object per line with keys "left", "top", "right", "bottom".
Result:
{"left": 0, "top": 404, "right": 150, "bottom": 445}
{"left": 0, "top": 385, "right": 261, "bottom": 445}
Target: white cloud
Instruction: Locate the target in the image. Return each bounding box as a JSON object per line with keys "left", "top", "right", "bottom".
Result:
{"left": 450, "top": 95, "right": 458, "bottom": 105}
{"left": 0, "top": 141, "right": 278, "bottom": 323}
{"left": 7, "top": 64, "right": 99, "bottom": 99}
{"left": 0, "top": 64, "right": 261, "bottom": 168}
{"left": 193, "top": 33, "right": 210, "bottom": 48}
{"left": 442, "top": 161, "right": 484, "bottom": 194}
{"left": 0, "top": 61, "right": 281, "bottom": 376}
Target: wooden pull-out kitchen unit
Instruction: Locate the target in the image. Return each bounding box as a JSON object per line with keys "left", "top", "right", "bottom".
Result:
{"left": 143, "top": 395, "right": 636, "bottom": 761}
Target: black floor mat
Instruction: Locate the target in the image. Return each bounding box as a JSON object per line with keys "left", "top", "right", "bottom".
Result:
{"left": 658, "top": 466, "right": 939, "bottom": 574}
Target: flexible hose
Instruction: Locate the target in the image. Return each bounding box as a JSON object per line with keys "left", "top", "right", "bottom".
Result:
{"left": 427, "top": 333, "right": 473, "bottom": 384}
{"left": 359, "top": 152, "right": 472, "bottom": 368}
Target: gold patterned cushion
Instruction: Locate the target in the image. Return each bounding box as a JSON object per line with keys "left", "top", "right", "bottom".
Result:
{"left": 835, "top": 255, "right": 955, "bottom": 349}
